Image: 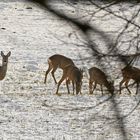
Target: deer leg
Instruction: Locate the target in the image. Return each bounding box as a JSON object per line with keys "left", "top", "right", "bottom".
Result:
{"left": 136, "top": 82, "right": 139, "bottom": 95}
{"left": 79, "top": 82, "right": 82, "bottom": 95}
{"left": 119, "top": 78, "right": 125, "bottom": 94}
{"left": 72, "top": 81, "right": 75, "bottom": 95}
{"left": 44, "top": 65, "right": 52, "bottom": 84}
{"left": 100, "top": 85, "right": 103, "bottom": 95}
{"left": 66, "top": 79, "right": 70, "bottom": 94}
{"left": 92, "top": 82, "right": 97, "bottom": 94}
{"left": 51, "top": 67, "right": 57, "bottom": 84}
{"left": 125, "top": 79, "right": 131, "bottom": 94}
{"left": 55, "top": 75, "right": 65, "bottom": 95}
{"left": 89, "top": 80, "right": 93, "bottom": 94}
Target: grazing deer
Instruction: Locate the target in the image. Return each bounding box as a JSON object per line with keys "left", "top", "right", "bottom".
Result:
{"left": 0, "top": 51, "right": 11, "bottom": 80}
{"left": 55, "top": 65, "right": 83, "bottom": 95}
{"left": 88, "top": 67, "right": 114, "bottom": 95}
{"left": 44, "top": 54, "right": 75, "bottom": 84}
{"left": 119, "top": 65, "right": 140, "bottom": 94}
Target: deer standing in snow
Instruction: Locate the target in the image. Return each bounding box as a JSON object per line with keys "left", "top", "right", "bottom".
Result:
{"left": 0, "top": 51, "right": 11, "bottom": 93}
{"left": 55, "top": 65, "right": 83, "bottom": 95}
{"left": 88, "top": 67, "right": 114, "bottom": 95}
{"left": 119, "top": 65, "right": 140, "bottom": 94}
{"left": 0, "top": 51, "right": 11, "bottom": 80}
{"left": 44, "top": 54, "right": 75, "bottom": 84}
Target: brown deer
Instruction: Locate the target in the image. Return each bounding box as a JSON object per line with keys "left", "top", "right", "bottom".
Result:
{"left": 55, "top": 65, "right": 83, "bottom": 95}
{"left": 119, "top": 65, "right": 140, "bottom": 94}
{"left": 88, "top": 67, "right": 114, "bottom": 95}
{"left": 44, "top": 54, "right": 75, "bottom": 84}
{"left": 0, "top": 51, "right": 11, "bottom": 80}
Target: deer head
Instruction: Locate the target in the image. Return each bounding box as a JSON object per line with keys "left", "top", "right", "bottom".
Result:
{"left": 1, "top": 51, "right": 11, "bottom": 66}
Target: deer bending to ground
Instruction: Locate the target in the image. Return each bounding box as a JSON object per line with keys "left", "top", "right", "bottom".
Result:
{"left": 0, "top": 51, "right": 11, "bottom": 80}
{"left": 88, "top": 67, "right": 114, "bottom": 95}
{"left": 55, "top": 65, "right": 83, "bottom": 95}
{"left": 44, "top": 54, "right": 75, "bottom": 84}
{"left": 120, "top": 65, "right": 140, "bottom": 94}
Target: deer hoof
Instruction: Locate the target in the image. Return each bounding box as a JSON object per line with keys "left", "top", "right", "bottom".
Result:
{"left": 56, "top": 93, "right": 61, "bottom": 96}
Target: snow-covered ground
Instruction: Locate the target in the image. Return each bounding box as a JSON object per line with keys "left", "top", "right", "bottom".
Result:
{"left": 0, "top": 0, "right": 140, "bottom": 140}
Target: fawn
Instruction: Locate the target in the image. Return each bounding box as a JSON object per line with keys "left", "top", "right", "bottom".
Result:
{"left": 119, "top": 65, "right": 140, "bottom": 94}
{"left": 88, "top": 67, "right": 114, "bottom": 95}
{"left": 55, "top": 65, "right": 83, "bottom": 95}
{"left": 0, "top": 51, "right": 11, "bottom": 80}
{"left": 44, "top": 54, "right": 75, "bottom": 84}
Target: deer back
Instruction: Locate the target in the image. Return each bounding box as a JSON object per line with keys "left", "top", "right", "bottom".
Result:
{"left": 122, "top": 66, "right": 140, "bottom": 81}
{"left": 49, "top": 54, "right": 74, "bottom": 69}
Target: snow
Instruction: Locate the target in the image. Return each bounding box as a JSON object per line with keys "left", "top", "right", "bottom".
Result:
{"left": 0, "top": 0, "right": 140, "bottom": 140}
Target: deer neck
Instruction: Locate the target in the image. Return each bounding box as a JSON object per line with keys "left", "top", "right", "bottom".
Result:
{"left": 0, "top": 63, "right": 8, "bottom": 80}
{"left": 105, "top": 81, "right": 110, "bottom": 89}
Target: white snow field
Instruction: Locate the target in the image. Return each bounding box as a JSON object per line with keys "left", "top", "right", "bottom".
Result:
{"left": 0, "top": 0, "right": 140, "bottom": 140}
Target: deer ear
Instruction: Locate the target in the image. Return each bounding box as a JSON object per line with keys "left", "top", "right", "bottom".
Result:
{"left": 7, "top": 51, "right": 11, "bottom": 57}
{"left": 1, "top": 51, "right": 4, "bottom": 56}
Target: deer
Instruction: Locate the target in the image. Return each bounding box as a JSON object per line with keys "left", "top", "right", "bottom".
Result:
{"left": 119, "top": 56, "right": 140, "bottom": 94}
{"left": 55, "top": 64, "right": 83, "bottom": 95}
{"left": 44, "top": 54, "right": 75, "bottom": 84}
{"left": 88, "top": 67, "right": 114, "bottom": 95}
{"left": 119, "top": 65, "right": 140, "bottom": 94}
{"left": 0, "top": 51, "right": 11, "bottom": 80}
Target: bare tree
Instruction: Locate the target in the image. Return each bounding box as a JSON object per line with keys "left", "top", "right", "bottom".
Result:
{"left": 26, "top": 0, "right": 140, "bottom": 139}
